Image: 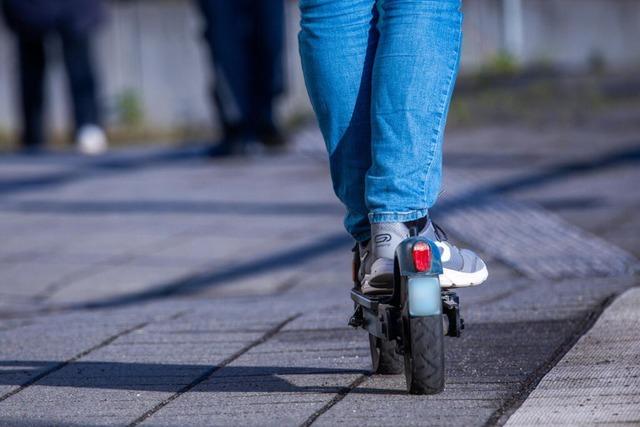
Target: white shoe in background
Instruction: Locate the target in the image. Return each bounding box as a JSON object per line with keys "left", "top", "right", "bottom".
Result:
{"left": 76, "top": 125, "right": 108, "bottom": 155}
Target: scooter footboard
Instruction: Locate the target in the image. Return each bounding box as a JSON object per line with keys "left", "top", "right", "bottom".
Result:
{"left": 350, "top": 290, "right": 402, "bottom": 341}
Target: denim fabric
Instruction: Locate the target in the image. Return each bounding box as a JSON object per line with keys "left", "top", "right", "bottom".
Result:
{"left": 299, "top": 0, "right": 462, "bottom": 241}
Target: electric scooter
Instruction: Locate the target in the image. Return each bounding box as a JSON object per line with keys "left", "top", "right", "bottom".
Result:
{"left": 348, "top": 230, "right": 463, "bottom": 394}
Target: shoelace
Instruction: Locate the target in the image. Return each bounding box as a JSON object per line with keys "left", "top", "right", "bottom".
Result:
{"left": 431, "top": 221, "right": 449, "bottom": 242}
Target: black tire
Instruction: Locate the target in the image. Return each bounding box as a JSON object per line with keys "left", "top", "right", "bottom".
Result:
{"left": 404, "top": 315, "right": 445, "bottom": 394}
{"left": 369, "top": 334, "right": 403, "bottom": 374}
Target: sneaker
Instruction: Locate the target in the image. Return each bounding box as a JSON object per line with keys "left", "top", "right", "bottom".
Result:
{"left": 360, "top": 222, "right": 406, "bottom": 295}
{"left": 361, "top": 219, "right": 488, "bottom": 295}
{"left": 76, "top": 125, "right": 108, "bottom": 156}
{"left": 421, "top": 221, "right": 488, "bottom": 287}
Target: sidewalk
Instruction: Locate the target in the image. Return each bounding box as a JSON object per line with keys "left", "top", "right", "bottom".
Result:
{"left": 506, "top": 287, "right": 640, "bottom": 426}
{"left": 0, "top": 124, "right": 638, "bottom": 425}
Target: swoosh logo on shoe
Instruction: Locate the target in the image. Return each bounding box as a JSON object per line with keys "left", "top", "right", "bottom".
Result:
{"left": 435, "top": 242, "right": 451, "bottom": 262}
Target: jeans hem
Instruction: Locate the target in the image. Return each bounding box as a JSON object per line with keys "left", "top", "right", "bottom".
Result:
{"left": 351, "top": 230, "right": 371, "bottom": 243}
{"left": 368, "top": 209, "right": 429, "bottom": 224}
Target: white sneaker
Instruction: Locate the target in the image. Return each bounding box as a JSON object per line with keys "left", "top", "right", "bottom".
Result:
{"left": 361, "top": 220, "right": 488, "bottom": 295}
{"left": 76, "top": 125, "right": 108, "bottom": 156}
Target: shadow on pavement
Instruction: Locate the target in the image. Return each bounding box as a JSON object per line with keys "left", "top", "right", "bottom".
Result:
{"left": 435, "top": 143, "right": 640, "bottom": 214}
{"left": 58, "top": 231, "right": 351, "bottom": 311}
{"left": 0, "top": 360, "right": 367, "bottom": 393}
{"left": 0, "top": 199, "right": 342, "bottom": 216}
{"left": 457, "top": 144, "right": 640, "bottom": 197}
{"left": 1, "top": 142, "right": 638, "bottom": 202}
{"left": 0, "top": 145, "right": 207, "bottom": 196}
{"left": 0, "top": 318, "right": 583, "bottom": 397}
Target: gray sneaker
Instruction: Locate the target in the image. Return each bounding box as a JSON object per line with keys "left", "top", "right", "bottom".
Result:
{"left": 360, "top": 222, "right": 407, "bottom": 295}
{"left": 361, "top": 220, "right": 488, "bottom": 295}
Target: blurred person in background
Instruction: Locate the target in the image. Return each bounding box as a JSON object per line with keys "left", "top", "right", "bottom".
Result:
{"left": 2, "top": 0, "right": 108, "bottom": 155}
{"left": 196, "top": 0, "right": 286, "bottom": 156}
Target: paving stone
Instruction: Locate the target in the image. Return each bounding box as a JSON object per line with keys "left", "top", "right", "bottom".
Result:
{"left": 142, "top": 321, "right": 368, "bottom": 426}
{"left": 0, "top": 308, "right": 160, "bottom": 398}
{"left": 0, "top": 261, "right": 103, "bottom": 300}
{"left": 0, "top": 300, "right": 297, "bottom": 426}
{"left": 45, "top": 264, "right": 207, "bottom": 306}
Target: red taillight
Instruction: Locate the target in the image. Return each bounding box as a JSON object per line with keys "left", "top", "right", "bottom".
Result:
{"left": 412, "top": 241, "right": 432, "bottom": 272}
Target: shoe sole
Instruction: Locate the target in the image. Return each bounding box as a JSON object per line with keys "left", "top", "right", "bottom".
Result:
{"left": 439, "top": 263, "right": 489, "bottom": 288}
{"left": 361, "top": 272, "right": 394, "bottom": 296}
{"left": 362, "top": 263, "right": 488, "bottom": 294}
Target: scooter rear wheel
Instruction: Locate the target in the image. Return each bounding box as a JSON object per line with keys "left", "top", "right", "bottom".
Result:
{"left": 403, "top": 315, "right": 445, "bottom": 394}
{"left": 369, "top": 334, "right": 403, "bottom": 374}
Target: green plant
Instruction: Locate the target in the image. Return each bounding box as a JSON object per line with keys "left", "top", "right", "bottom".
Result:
{"left": 481, "top": 51, "right": 520, "bottom": 76}
{"left": 116, "top": 89, "right": 144, "bottom": 128}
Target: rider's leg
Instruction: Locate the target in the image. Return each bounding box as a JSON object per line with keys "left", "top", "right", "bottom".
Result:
{"left": 298, "top": 0, "right": 378, "bottom": 243}
{"left": 367, "top": 0, "right": 462, "bottom": 223}
{"left": 299, "top": 0, "right": 486, "bottom": 291}
{"left": 363, "top": 0, "right": 486, "bottom": 292}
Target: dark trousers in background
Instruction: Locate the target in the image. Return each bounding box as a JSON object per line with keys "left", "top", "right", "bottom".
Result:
{"left": 16, "top": 28, "right": 100, "bottom": 147}
{"left": 197, "top": 0, "right": 285, "bottom": 141}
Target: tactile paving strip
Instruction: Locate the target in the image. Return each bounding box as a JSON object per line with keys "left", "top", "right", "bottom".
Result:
{"left": 438, "top": 192, "right": 637, "bottom": 280}
{"left": 504, "top": 287, "right": 640, "bottom": 426}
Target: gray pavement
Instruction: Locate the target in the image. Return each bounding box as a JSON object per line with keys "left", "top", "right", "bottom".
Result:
{"left": 0, "top": 122, "right": 638, "bottom": 426}
{"left": 505, "top": 287, "right": 640, "bottom": 426}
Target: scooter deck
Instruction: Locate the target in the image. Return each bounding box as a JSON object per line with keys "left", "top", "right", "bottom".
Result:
{"left": 350, "top": 289, "right": 380, "bottom": 310}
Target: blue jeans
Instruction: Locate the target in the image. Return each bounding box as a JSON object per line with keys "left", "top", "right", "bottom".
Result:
{"left": 299, "top": 0, "right": 462, "bottom": 241}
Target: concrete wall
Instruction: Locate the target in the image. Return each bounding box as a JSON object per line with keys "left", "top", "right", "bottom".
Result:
{"left": 462, "top": 0, "right": 640, "bottom": 68}
{"left": 0, "top": 0, "right": 638, "bottom": 137}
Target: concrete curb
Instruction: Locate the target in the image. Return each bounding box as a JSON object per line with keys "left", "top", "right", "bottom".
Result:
{"left": 505, "top": 287, "right": 640, "bottom": 426}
